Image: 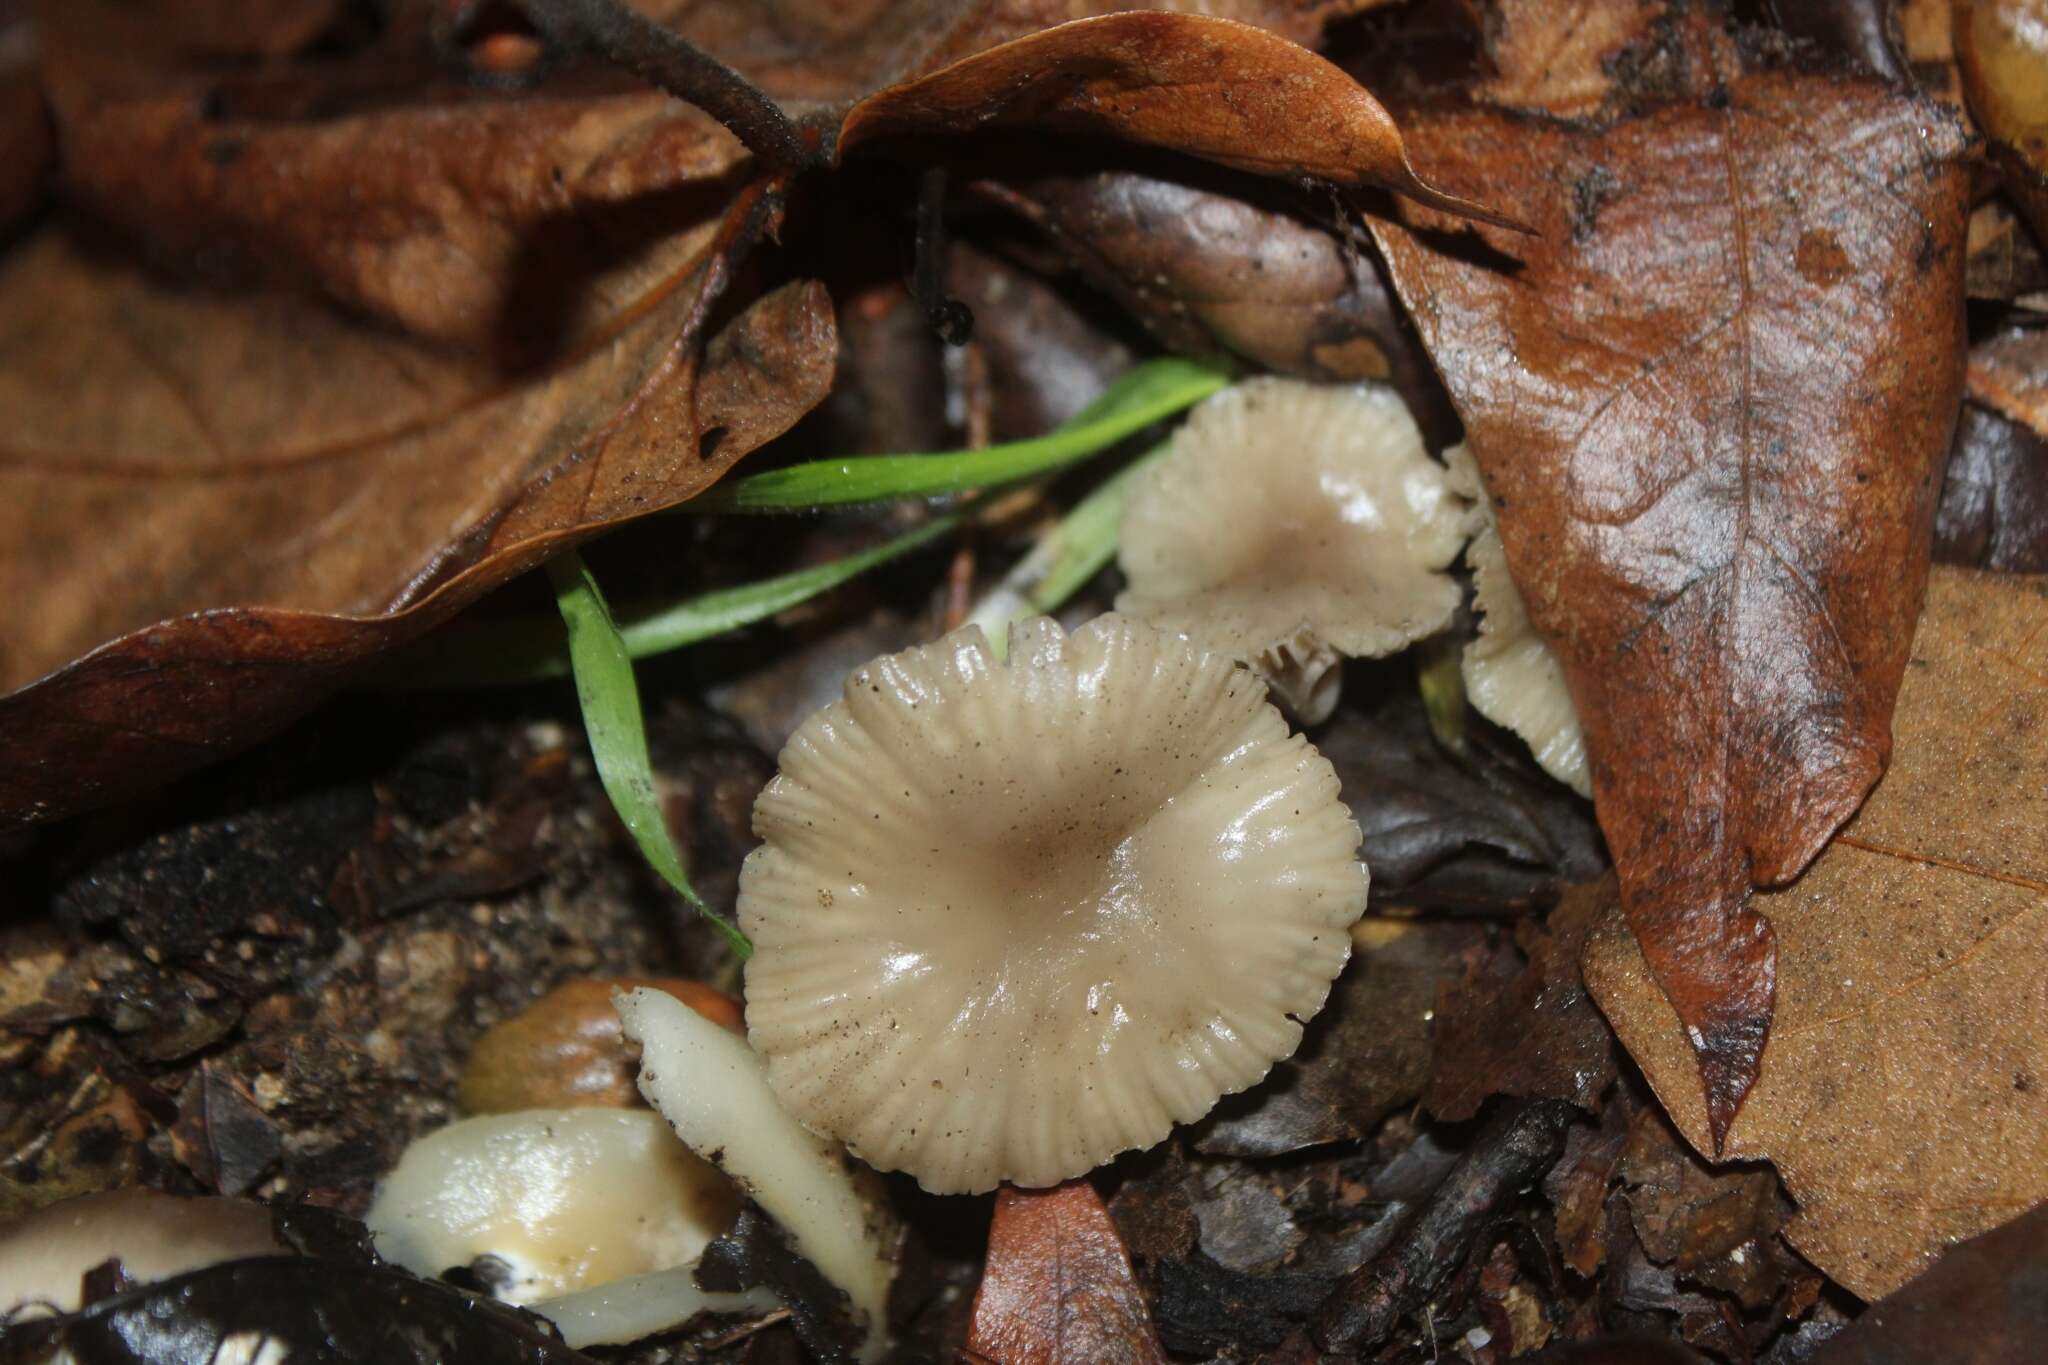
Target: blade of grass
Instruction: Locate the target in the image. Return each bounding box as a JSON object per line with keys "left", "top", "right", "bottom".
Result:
{"left": 548, "top": 550, "right": 752, "bottom": 958}
{"left": 966, "top": 442, "right": 1170, "bottom": 658}
{"left": 691, "top": 356, "right": 1228, "bottom": 513}
{"left": 389, "top": 510, "right": 964, "bottom": 688}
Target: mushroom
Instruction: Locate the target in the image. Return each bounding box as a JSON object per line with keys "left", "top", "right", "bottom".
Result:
{"left": 364, "top": 1108, "right": 771, "bottom": 1347}
{"left": 1115, "top": 377, "right": 1473, "bottom": 722}
{"left": 1445, "top": 446, "right": 1591, "bottom": 797}
{"left": 458, "top": 976, "right": 744, "bottom": 1115}
{"left": 618, "top": 986, "right": 899, "bottom": 1363}
{"left": 0, "top": 1189, "right": 283, "bottom": 1320}
{"left": 739, "top": 613, "right": 1370, "bottom": 1195}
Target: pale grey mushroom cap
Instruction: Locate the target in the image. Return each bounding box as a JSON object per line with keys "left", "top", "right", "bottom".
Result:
{"left": 1116, "top": 377, "right": 1471, "bottom": 722}
{"left": 739, "top": 613, "right": 1369, "bottom": 1195}
{"left": 1445, "top": 446, "right": 1591, "bottom": 798}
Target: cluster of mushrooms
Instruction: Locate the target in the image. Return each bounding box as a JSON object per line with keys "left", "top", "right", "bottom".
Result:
{"left": 0, "top": 379, "right": 1590, "bottom": 1358}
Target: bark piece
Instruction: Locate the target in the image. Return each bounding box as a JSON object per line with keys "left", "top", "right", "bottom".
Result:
{"left": 1585, "top": 568, "right": 2048, "bottom": 1301}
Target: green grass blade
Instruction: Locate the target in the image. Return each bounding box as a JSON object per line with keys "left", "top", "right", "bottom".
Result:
{"left": 548, "top": 551, "right": 752, "bottom": 958}
{"left": 388, "top": 512, "right": 963, "bottom": 688}
{"left": 691, "top": 356, "right": 1228, "bottom": 513}
{"left": 967, "top": 442, "right": 1170, "bottom": 658}
{"left": 620, "top": 511, "right": 961, "bottom": 657}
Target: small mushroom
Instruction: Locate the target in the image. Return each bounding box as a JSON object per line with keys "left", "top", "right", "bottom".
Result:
{"left": 618, "top": 986, "right": 899, "bottom": 1363}
{"left": 1445, "top": 445, "right": 1591, "bottom": 797}
{"left": 0, "top": 1189, "right": 283, "bottom": 1319}
{"left": 364, "top": 1108, "right": 769, "bottom": 1347}
{"left": 1116, "top": 377, "right": 1473, "bottom": 722}
{"left": 739, "top": 613, "right": 1369, "bottom": 1195}
{"left": 458, "top": 976, "right": 744, "bottom": 1115}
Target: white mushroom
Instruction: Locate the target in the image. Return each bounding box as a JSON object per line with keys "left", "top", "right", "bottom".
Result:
{"left": 1444, "top": 445, "right": 1591, "bottom": 798}
{"left": 1116, "top": 377, "right": 1473, "bottom": 722}
{"left": 617, "top": 986, "right": 898, "bottom": 1364}
{"left": 363, "top": 1108, "right": 771, "bottom": 1347}
{"left": 0, "top": 1189, "right": 283, "bottom": 1320}
{"left": 738, "top": 614, "right": 1370, "bottom": 1196}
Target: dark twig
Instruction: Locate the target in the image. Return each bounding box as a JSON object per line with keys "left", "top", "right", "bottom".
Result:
{"left": 528, "top": 0, "right": 808, "bottom": 172}
{"left": 915, "top": 166, "right": 975, "bottom": 346}
{"left": 1312, "top": 1099, "right": 1577, "bottom": 1355}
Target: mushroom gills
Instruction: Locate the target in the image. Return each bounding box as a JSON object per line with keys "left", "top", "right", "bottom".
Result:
{"left": 1115, "top": 377, "right": 1474, "bottom": 722}
{"left": 737, "top": 613, "right": 1370, "bottom": 1195}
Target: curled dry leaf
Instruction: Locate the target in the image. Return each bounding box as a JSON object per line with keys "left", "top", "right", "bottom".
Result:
{"left": 1369, "top": 70, "right": 1971, "bottom": 1143}
{"left": 969, "top": 1181, "right": 1167, "bottom": 1365}
{"left": 838, "top": 11, "right": 1525, "bottom": 230}
{"left": 1584, "top": 568, "right": 2048, "bottom": 1301}
{"left": 978, "top": 166, "right": 1459, "bottom": 446}
{"left": 0, "top": 222, "right": 834, "bottom": 825}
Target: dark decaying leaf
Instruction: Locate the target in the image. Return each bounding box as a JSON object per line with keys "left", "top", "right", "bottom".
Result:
{"left": 1422, "top": 879, "right": 1618, "bottom": 1122}
{"left": 1967, "top": 325, "right": 2048, "bottom": 441}
{"left": 977, "top": 164, "right": 1459, "bottom": 446}
{"left": 838, "top": 11, "right": 1525, "bottom": 230}
{"left": 968, "top": 1181, "right": 1166, "bottom": 1365}
{"left": 1807, "top": 1200, "right": 2048, "bottom": 1365}
{"left": 0, "top": 1256, "right": 599, "bottom": 1365}
{"left": 698, "top": 1205, "right": 866, "bottom": 1364}
{"left": 1313, "top": 1099, "right": 1578, "bottom": 1354}
{"left": 1933, "top": 403, "right": 2048, "bottom": 573}
{"left": 1319, "top": 680, "right": 1607, "bottom": 913}
{"left": 1195, "top": 919, "right": 1482, "bottom": 1158}
{"left": 946, "top": 242, "right": 1136, "bottom": 441}
{"left": 0, "top": 229, "right": 832, "bottom": 826}
{"left": 1370, "top": 65, "right": 1971, "bottom": 1143}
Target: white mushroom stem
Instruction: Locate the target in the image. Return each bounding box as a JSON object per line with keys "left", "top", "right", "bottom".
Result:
{"left": 534, "top": 1269, "right": 777, "bottom": 1349}
{"left": 616, "top": 987, "right": 897, "bottom": 1364}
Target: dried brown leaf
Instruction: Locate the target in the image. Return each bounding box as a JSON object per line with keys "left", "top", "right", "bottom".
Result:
{"left": 1472, "top": 0, "right": 1668, "bottom": 116}
{"left": 839, "top": 11, "right": 1523, "bottom": 230}
{"left": 0, "top": 222, "right": 834, "bottom": 824}
{"left": 1369, "top": 69, "right": 1971, "bottom": 1143}
{"left": 969, "top": 1181, "right": 1167, "bottom": 1365}
{"left": 1584, "top": 568, "right": 2048, "bottom": 1301}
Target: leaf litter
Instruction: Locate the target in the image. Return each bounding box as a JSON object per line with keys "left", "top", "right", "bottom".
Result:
{"left": 3, "top": 0, "right": 2047, "bottom": 1362}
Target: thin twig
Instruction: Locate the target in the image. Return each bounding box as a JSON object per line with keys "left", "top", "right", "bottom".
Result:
{"left": 529, "top": 0, "right": 808, "bottom": 171}
{"left": 1312, "top": 1099, "right": 1577, "bottom": 1355}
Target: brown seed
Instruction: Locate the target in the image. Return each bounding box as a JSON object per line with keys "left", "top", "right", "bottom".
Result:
{"left": 459, "top": 977, "right": 743, "bottom": 1116}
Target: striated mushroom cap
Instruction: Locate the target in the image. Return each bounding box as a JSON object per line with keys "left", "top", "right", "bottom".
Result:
{"left": 739, "top": 613, "right": 1369, "bottom": 1195}
{"left": 1116, "top": 377, "right": 1472, "bottom": 722}
{"left": 1445, "top": 446, "right": 1591, "bottom": 797}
